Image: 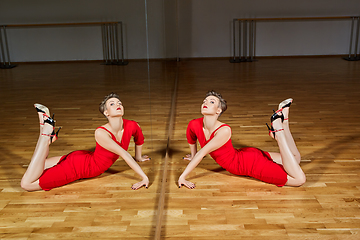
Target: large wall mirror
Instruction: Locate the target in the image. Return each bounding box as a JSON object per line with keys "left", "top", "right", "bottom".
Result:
{"left": 0, "top": 0, "right": 169, "bottom": 238}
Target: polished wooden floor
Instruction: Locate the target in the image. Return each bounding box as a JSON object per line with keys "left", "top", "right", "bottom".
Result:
{"left": 0, "top": 57, "right": 359, "bottom": 239}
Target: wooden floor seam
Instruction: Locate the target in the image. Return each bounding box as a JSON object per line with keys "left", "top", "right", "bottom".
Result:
{"left": 155, "top": 64, "right": 179, "bottom": 239}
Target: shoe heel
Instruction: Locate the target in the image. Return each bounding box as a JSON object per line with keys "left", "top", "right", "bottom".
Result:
{"left": 50, "top": 127, "right": 62, "bottom": 143}
{"left": 266, "top": 123, "right": 275, "bottom": 138}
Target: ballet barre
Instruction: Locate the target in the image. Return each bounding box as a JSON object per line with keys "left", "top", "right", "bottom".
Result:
{"left": 230, "top": 16, "right": 360, "bottom": 63}
{"left": 0, "top": 21, "right": 128, "bottom": 69}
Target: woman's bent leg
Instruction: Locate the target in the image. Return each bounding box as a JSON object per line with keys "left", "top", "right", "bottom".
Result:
{"left": 44, "top": 156, "right": 62, "bottom": 170}
{"left": 21, "top": 123, "right": 54, "bottom": 191}
{"left": 272, "top": 118, "right": 306, "bottom": 186}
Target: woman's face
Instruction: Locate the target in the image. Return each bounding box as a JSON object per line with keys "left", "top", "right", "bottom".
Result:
{"left": 104, "top": 97, "right": 124, "bottom": 118}
{"left": 201, "top": 96, "right": 222, "bottom": 116}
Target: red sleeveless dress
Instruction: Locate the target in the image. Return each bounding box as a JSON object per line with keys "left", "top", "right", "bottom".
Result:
{"left": 39, "top": 119, "right": 144, "bottom": 190}
{"left": 186, "top": 118, "right": 288, "bottom": 187}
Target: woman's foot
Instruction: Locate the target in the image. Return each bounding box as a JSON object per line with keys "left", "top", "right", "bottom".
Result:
{"left": 41, "top": 121, "right": 54, "bottom": 138}
{"left": 41, "top": 114, "right": 59, "bottom": 144}
{"left": 34, "top": 103, "right": 50, "bottom": 126}
{"left": 278, "top": 98, "right": 293, "bottom": 110}
{"left": 50, "top": 127, "right": 62, "bottom": 144}
{"left": 267, "top": 111, "right": 284, "bottom": 139}
{"left": 271, "top": 110, "right": 284, "bottom": 123}
{"left": 277, "top": 98, "right": 292, "bottom": 121}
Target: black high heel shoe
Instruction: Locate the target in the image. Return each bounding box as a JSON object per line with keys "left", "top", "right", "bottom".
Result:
{"left": 266, "top": 123, "right": 284, "bottom": 138}
{"left": 35, "top": 103, "right": 51, "bottom": 126}
{"left": 34, "top": 103, "right": 50, "bottom": 117}
{"left": 278, "top": 98, "right": 293, "bottom": 111}
{"left": 275, "top": 98, "right": 293, "bottom": 114}
{"left": 275, "top": 98, "right": 292, "bottom": 120}
{"left": 41, "top": 114, "right": 60, "bottom": 144}
{"left": 271, "top": 111, "right": 284, "bottom": 123}
{"left": 266, "top": 111, "right": 284, "bottom": 138}
{"left": 43, "top": 114, "right": 56, "bottom": 127}
{"left": 50, "top": 127, "right": 62, "bottom": 143}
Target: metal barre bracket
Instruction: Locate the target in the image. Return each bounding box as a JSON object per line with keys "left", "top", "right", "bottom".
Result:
{"left": 230, "top": 19, "right": 256, "bottom": 63}
{"left": 0, "top": 26, "right": 16, "bottom": 69}
{"left": 101, "top": 22, "right": 128, "bottom": 65}
{"left": 343, "top": 17, "right": 360, "bottom": 61}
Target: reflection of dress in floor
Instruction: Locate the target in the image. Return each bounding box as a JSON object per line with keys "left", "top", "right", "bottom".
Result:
{"left": 39, "top": 119, "right": 144, "bottom": 190}
{"left": 186, "top": 118, "right": 288, "bottom": 186}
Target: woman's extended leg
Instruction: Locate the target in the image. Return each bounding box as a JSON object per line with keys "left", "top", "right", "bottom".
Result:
{"left": 21, "top": 116, "right": 57, "bottom": 191}
{"left": 281, "top": 104, "right": 301, "bottom": 163}
{"left": 269, "top": 100, "right": 301, "bottom": 165}
{"left": 35, "top": 106, "right": 62, "bottom": 170}
{"left": 271, "top": 113, "right": 306, "bottom": 186}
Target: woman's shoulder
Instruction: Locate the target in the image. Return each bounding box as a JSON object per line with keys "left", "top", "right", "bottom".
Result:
{"left": 218, "top": 121, "right": 231, "bottom": 128}
{"left": 123, "top": 119, "right": 141, "bottom": 128}
{"left": 94, "top": 125, "right": 114, "bottom": 142}
{"left": 95, "top": 125, "right": 111, "bottom": 135}
{"left": 187, "top": 118, "right": 203, "bottom": 132}
{"left": 218, "top": 124, "right": 231, "bottom": 132}
{"left": 123, "top": 119, "right": 138, "bottom": 124}
{"left": 189, "top": 117, "right": 203, "bottom": 125}
{"left": 123, "top": 120, "right": 144, "bottom": 137}
{"left": 214, "top": 122, "right": 232, "bottom": 136}
{"left": 96, "top": 124, "right": 108, "bottom": 131}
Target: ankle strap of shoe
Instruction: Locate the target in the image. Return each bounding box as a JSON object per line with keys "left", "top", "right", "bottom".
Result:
{"left": 270, "top": 128, "right": 284, "bottom": 133}
{"left": 41, "top": 133, "right": 54, "bottom": 137}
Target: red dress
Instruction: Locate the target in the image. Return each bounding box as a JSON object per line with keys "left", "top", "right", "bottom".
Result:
{"left": 39, "top": 119, "right": 144, "bottom": 191}
{"left": 186, "top": 118, "right": 288, "bottom": 187}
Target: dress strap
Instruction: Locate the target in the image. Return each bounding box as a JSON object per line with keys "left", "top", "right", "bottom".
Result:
{"left": 97, "top": 126, "right": 118, "bottom": 142}
{"left": 210, "top": 124, "right": 231, "bottom": 138}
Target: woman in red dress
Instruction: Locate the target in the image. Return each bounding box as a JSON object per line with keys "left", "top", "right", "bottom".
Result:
{"left": 178, "top": 91, "right": 306, "bottom": 188}
{"left": 21, "top": 93, "right": 150, "bottom": 191}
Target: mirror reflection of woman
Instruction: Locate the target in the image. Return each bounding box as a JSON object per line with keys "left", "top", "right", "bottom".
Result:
{"left": 178, "top": 91, "right": 306, "bottom": 189}
{"left": 21, "top": 92, "right": 150, "bottom": 191}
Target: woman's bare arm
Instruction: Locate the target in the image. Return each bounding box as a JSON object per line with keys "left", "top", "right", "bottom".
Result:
{"left": 95, "top": 128, "right": 149, "bottom": 189}
{"left": 135, "top": 144, "right": 150, "bottom": 162}
{"left": 183, "top": 144, "right": 197, "bottom": 161}
{"left": 178, "top": 126, "right": 231, "bottom": 189}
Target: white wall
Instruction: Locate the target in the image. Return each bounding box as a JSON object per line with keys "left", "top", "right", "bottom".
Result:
{"left": 0, "top": 0, "right": 148, "bottom": 61}
{"left": 0, "top": 0, "right": 359, "bottom": 62}
{"left": 177, "top": 0, "right": 360, "bottom": 58}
